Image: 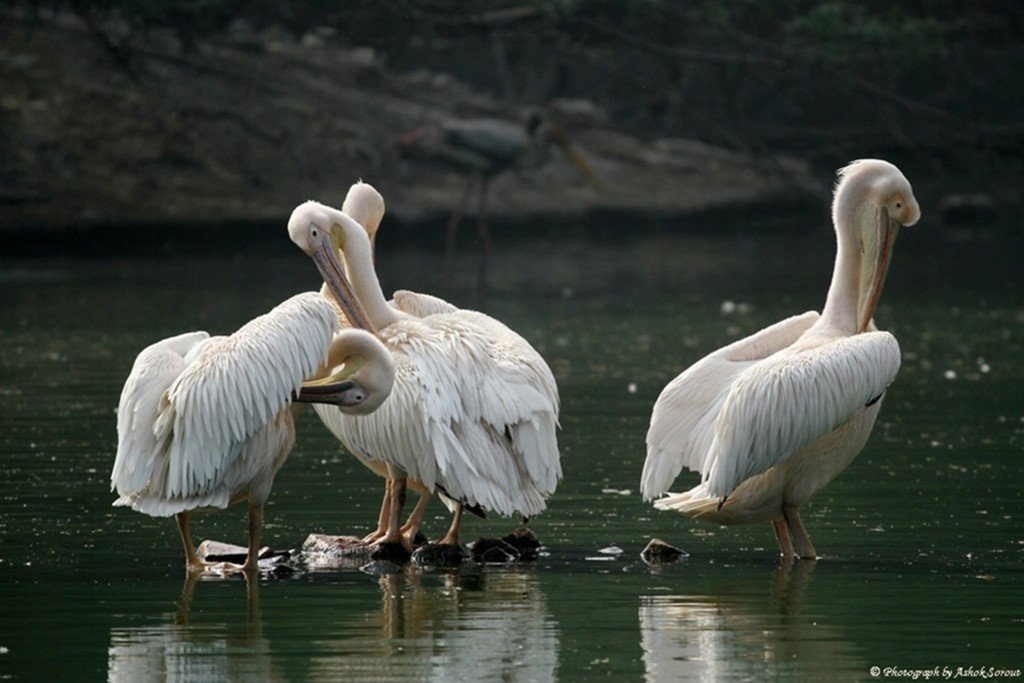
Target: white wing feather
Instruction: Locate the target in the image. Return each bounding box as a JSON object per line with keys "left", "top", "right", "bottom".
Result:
{"left": 315, "top": 311, "right": 560, "bottom": 517}
{"left": 703, "top": 330, "right": 900, "bottom": 497}
{"left": 144, "top": 292, "right": 338, "bottom": 500}
{"left": 390, "top": 289, "right": 459, "bottom": 317}
{"left": 642, "top": 312, "right": 819, "bottom": 500}
{"left": 112, "top": 331, "right": 211, "bottom": 496}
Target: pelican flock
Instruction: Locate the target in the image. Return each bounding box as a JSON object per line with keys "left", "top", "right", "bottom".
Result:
{"left": 289, "top": 192, "right": 561, "bottom": 558}
{"left": 641, "top": 159, "right": 920, "bottom": 558}
{"left": 112, "top": 156, "right": 920, "bottom": 576}
{"left": 112, "top": 292, "right": 395, "bottom": 572}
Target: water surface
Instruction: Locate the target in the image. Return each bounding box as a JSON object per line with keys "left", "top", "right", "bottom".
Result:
{"left": 1, "top": 221, "right": 1022, "bottom": 681}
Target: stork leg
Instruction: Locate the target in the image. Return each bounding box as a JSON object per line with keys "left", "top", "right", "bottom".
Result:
{"left": 475, "top": 177, "right": 492, "bottom": 307}
{"left": 782, "top": 505, "right": 817, "bottom": 559}
{"left": 445, "top": 177, "right": 475, "bottom": 270}
{"left": 772, "top": 517, "right": 795, "bottom": 558}
{"left": 400, "top": 490, "right": 433, "bottom": 546}
{"left": 362, "top": 480, "right": 393, "bottom": 543}
{"left": 437, "top": 503, "right": 464, "bottom": 547}
{"left": 176, "top": 511, "right": 209, "bottom": 572}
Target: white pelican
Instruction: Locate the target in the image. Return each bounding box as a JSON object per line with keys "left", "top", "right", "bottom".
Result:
{"left": 112, "top": 292, "right": 395, "bottom": 573}
{"left": 289, "top": 198, "right": 561, "bottom": 554}
{"left": 641, "top": 159, "right": 921, "bottom": 558}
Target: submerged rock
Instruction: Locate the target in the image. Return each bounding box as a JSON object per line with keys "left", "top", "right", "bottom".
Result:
{"left": 359, "top": 560, "right": 403, "bottom": 576}
{"left": 412, "top": 542, "right": 467, "bottom": 567}
{"left": 370, "top": 540, "right": 412, "bottom": 564}
{"left": 501, "top": 527, "right": 541, "bottom": 560}
{"left": 471, "top": 537, "right": 519, "bottom": 564}
{"left": 641, "top": 538, "right": 689, "bottom": 564}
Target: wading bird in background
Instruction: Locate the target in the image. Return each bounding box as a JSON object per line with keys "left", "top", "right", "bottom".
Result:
{"left": 398, "top": 113, "right": 603, "bottom": 301}
{"left": 641, "top": 159, "right": 920, "bottom": 559}
{"left": 112, "top": 292, "right": 395, "bottom": 573}
{"left": 290, "top": 197, "right": 561, "bottom": 559}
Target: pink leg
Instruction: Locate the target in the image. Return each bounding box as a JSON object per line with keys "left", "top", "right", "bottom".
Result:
{"left": 362, "top": 480, "right": 392, "bottom": 543}
{"left": 400, "top": 490, "right": 432, "bottom": 544}
{"left": 772, "top": 517, "right": 795, "bottom": 557}
{"left": 438, "top": 504, "right": 464, "bottom": 546}
{"left": 783, "top": 506, "right": 817, "bottom": 559}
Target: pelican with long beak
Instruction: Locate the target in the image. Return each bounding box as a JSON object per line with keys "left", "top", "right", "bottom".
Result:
{"left": 641, "top": 159, "right": 921, "bottom": 559}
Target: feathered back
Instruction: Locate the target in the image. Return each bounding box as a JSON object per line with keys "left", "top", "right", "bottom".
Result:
{"left": 113, "top": 292, "right": 339, "bottom": 508}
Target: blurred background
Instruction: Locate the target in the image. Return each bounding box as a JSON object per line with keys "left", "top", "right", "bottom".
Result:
{"left": 2, "top": 0, "right": 1022, "bottom": 262}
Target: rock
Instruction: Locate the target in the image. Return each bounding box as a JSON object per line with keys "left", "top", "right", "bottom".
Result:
{"left": 301, "top": 533, "right": 371, "bottom": 558}
{"left": 370, "top": 540, "right": 412, "bottom": 564}
{"left": 470, "top": 537, "right": 519, "bottom": 564}
{"left": 197, "top": 540, "right": 289, "bottom": 563}
{"left": 412, "top": 542, "right": 467, "bottom": 567}
{"left": 640, "top": 538, "right": 689, "bottom": 564}
{"left": 501, "top": 527, "right": 541, "bottom": 560}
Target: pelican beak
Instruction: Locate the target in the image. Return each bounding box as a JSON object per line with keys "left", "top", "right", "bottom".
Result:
{"left": 308, "top": 225, "right": 376, "bottom": 333}
{"left": 857, "top": 207, "right": 901, "bottom": 333}
{"left": 295, "top": 357, "right": 368, "bottom": 407}
{"left": 293, "top": 378, "right": 361, "bottom": 404}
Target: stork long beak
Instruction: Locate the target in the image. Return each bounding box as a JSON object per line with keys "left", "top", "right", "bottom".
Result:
{"left": 546, "top": 124, "right": 606, "bottom": 193}
{"left": 857, "top": 207, "right": 901, "bottom": 333}
{"left": 307, "top": 225, "right": 376, "bottom": 333}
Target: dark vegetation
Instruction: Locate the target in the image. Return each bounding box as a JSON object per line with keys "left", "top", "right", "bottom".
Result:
{"left": 48, "top": 0, "right": 1024, "bottom": 158}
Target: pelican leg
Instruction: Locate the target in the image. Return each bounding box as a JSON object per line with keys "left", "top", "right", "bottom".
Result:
{"left": 400, "top": 490, "right": 433, "bottom": 545}
{"left": 371, "top": 464, "right": 413, "bottom": 556}
{"left": 782, "top": 506, "right": 817, "bottom": 559}
{"left": 244, "top": 502, "right": 263, "bottom": 574}
{"left": 176, "top": 512, "right": 208, "bottom": 572}
{"left": 437, "top": 503, "right": 464, "bottom": 547}
{"left": 772, "top": 517, "right": 795, "bottom": 558}
{"left": 362, "top": 480, "right": 393, "bottom": 543}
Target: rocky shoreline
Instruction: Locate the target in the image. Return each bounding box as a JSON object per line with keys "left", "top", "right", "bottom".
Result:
{"left": 1, "top": 7, "right": 821, "bottom": 249}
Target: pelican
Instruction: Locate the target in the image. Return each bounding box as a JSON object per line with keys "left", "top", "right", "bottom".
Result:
{"left": 641, "top": 159, "right": 921, "bottom": 559}
{"left": 290, "top": 197, "right": 561, "bottom": 554}
{"left": 112, "top": 292, "right": 395, "bottom": 573}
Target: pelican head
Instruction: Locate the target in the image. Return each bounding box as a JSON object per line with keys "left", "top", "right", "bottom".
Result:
{"left": 833, "top": 159, "right": 921, "bottom": 333}
{"left": 342, "top": 181, "right": 386, "bottom": 251}
{"left": 297, "top": 328, "right": 395, "bottom": 414}
{"left": 288, "top": 201, "right": 376, "bottom": 333}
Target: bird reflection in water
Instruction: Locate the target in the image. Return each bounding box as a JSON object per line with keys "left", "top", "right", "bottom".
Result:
{"left": 639, "top": 561, "right": 865, "bottom": 681}
{"left": 308, "top": 568, "right": 558, "bottom": 680}
{"left": 107, "top": 574, "right": 272, "bottom": 682}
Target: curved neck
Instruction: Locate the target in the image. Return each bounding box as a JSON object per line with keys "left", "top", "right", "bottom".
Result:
{"left": 819, "top": 179, "right": 870, "bottom": 334}
{"left": 329, "top": 210, "right": 400, "bottom": 329}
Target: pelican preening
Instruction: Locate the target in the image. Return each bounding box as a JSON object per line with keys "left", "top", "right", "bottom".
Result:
{"left": 289, "top": 192, "right": 561, "bottom": 555}
{"left": 642, "top": 159, "right": 920, "bottom": 559}
{"left": 112, "top": 292, "right": 395, "bottom": 573}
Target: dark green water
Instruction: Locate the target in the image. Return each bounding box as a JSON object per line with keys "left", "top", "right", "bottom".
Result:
{"left": 1, "top": 222, "right": 1022, "bottom": 681}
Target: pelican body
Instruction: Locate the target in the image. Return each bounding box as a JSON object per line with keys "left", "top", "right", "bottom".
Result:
{"left": 641, "top": 159, "right": 921, "bottom": 558}
{"left": 112, "top": 292, "right": 395, "bottom": 572}
{"left": 289, "top": 194, "right": 561, "bottom": 552}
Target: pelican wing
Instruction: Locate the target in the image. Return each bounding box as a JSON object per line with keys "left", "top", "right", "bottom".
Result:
{"left": 112, "top": 331, "right": 211, "bottom": 496}
{"left": 316, "top": 312, "right": 560, "bottom": 517}
{"left": 642, "top": 312, "right": 819, "bottom": 500}
{"left": 390, "top": 289, "right": 459, "bottom": 317}
{"left": 153, "top": 292, "right": 338, "bottom": 498}
{"left": 703, "top": 330, "right": 900, "bottom": 498}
